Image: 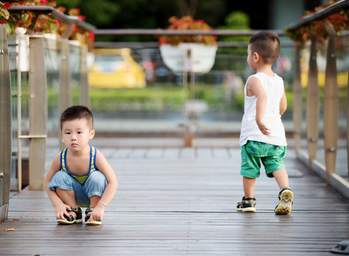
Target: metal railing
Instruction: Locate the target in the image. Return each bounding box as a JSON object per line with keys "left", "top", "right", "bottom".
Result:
{"left": 0, "top": 6, "right": 95, "bottom": 222}
{"left": 285, "top": 0, "right": 349, "bottom": 198}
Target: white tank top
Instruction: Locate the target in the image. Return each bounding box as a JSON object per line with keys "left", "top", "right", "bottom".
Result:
{"left": 239, "top": 72, "right": 287, "bottom": 147}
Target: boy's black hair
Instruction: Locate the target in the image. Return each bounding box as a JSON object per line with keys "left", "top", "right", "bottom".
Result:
{"left": 60, "top": 105, "right": 93, "bottom": 130}
{"left": 249, "top": 31, "right": 280, "bottom": 64}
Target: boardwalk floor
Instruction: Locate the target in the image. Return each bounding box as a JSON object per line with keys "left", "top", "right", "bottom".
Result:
{"left": 1, "top": 139, "right": 349, "bottom": 255}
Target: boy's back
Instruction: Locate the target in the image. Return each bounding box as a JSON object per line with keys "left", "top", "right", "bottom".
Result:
{"left": 240, "top": 72, "right": 287, "bottom": 147}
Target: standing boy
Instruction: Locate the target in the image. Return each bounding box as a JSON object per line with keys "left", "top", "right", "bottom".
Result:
{"left": 237, "top": 31, "right": 293, "bottom": 215}
{"left": 45, "top": 106, "right": 118, "bottom": 224}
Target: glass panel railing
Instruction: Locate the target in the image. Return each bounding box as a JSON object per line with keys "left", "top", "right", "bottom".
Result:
{"left": 297, "top": 38, "right": 348, "bottom": 181}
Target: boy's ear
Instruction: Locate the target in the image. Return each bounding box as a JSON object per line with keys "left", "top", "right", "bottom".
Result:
{"left": 253, "top": 52, "right": 260, "bottom": 63}
{"left": 90, "top": 129, "right": 95, "bottom": 139}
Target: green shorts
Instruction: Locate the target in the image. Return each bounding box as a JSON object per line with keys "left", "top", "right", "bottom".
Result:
{"left": 240, "top": 140, "right": 286, "bottom": 178}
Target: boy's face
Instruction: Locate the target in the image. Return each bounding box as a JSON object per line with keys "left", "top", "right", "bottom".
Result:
{"left": 61, "top": 118, "right": 95, "bottom": 151}
{"left": 247, "top": 44, "right": 258, "bottom": 72}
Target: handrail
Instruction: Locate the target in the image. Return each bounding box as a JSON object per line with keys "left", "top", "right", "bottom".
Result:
{"left": 94, "top": 41, "right": 294, "bottom": 49}
{"left": 8, "top": 6, "right": 96, "bottom": 32}
{"left": 285, "top": 0, "right": 349, "bottom": 31}
{"left": 94, "top": 29, "right": 284, "bottom": 36}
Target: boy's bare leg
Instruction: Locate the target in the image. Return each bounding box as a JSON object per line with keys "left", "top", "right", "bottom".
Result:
{"left": 272, "top": 169, "right": 289, "bottom": 189}
{"left": 56, "top": 188, "right": 78, "bottom": 219}
{"left": 86, "top": 195, "right": 101, "bottom": 221}
{"left": 243, "top": 177, "right": 256, "bottom": 198}
{"left": 273, "top": 169, "right": 293, "bottom": 215}
{"left": 89, "top": 195, "right": 101, "bottom": 208}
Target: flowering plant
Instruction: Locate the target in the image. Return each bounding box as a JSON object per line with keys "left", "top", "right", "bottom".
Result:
{"left": 0, "top": 1, "right": 11, "bottom": 24}
{"left": 157, "top": 16, "right": 217, "bottom": 46}
{"left": 285, "top": 0, "right": 348, "bottom": 42}
{"left": 3, "top": 1, "right": 64, "bottom": 34}
{"left": 58, "top": 8, "right": 94, "bottom": 46}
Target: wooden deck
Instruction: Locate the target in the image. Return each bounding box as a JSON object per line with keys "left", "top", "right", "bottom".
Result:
{"left": 1, "top": 139, "right": 349, "bottom": 255}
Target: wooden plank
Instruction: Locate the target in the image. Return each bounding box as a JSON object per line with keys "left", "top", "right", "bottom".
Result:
{"left": 145, "top": 148, "right": 164, "bottom": 158}
{"left": 58, "top": 38, "right": 72, "bottom": 151}
{"left": 98, "top": 148, "right": 116, "bottom": 158}
{"left": 129, "top": 148, "right": 147, "bottom": 158}
{"left": 163, "top": 148, "right": 180, "bottom": 158}
{"left": 228, "top": 148, "right": 241, "bottom": 161}
{"left": 3, "top": 144, "right": 349, "bottom": 255}
{"left": 196, "top": 148, "right": 212, "bottom": 159}
{"left": 113, "top": 148, "right": 132, "bottom": 158}
{"left": 28, "top": 36, "right": 47, "bottom": 191}
{"left": 79, "top": 45, "right": 89, "bottom": 108}
{"left": 212, "top": 148, "right": 230, "bottom": 158}
{"left": 0, "top": 24, "right": 12, "bottom": 215}
{"left": 306, "top": 36, "right": 320, "bottom": 162}
{"left": 180, "top": 147, "right": 196, "bottom": 158}
{"left": 323, "top": 35, "right": 338, "bottom": 182}
{"left": 293, "top": 44, "right": 303, "bottom": 151}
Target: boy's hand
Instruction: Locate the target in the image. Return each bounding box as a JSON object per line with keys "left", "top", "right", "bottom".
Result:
{"left": 257, "top": 120, "right": 271, "bottom": 135}
{"left": 88, "top": 204, "right": 105, "bottom": 222}
{"left": 54, "top": 204, "right": 71, "bottom": 220}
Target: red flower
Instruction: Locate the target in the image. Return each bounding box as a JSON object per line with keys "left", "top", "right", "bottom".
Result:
{"left": 4, "top": 3, "right": 11, "bottom": 9}
{"left": 29, "top": 14, "right": 33, "bottom": 18}
{"left": 88, "top": 33, "right": 94, "bottom": 40}
{"left": 159, "top": 38, "right": 167, "bottom": 45}
{"left": 54, "top": 20, "right": 61, "bottom": 25}
{"left": 40, "top": 0, "right": 48, "bottom": 3}
{"left": 0, "top": 20, "right": 5, "bottom": 24}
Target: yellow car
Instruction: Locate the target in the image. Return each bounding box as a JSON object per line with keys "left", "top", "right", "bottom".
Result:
{"left": 89, "top": 48, "right": 146, "bottom": 88}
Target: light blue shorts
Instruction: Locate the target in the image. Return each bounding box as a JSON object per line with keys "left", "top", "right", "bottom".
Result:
{"left": 48, "top": 170, "right": 107, "bottom": 207}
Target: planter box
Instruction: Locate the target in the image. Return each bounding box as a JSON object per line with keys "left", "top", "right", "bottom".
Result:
{"left": 8, "top": 28, "right": 29, "bottom": 72}
{"left": 160, "top": 43, "right": 217, "bottom": 74}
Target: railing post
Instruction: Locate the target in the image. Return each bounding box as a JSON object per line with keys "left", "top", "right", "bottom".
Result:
{"left": 0, "top": 24, "right": 12, "bottom": 221}
{"left": 347, "top": 61, "right": 349, "bottom": 180}
{"left": 306, "top": 36, "right": 320, "bottom": 166}
{"left": 323, "top": 22, "right": 338, "bottom": 184}
{"left": 58, "top": 38, "right": 72, "bottom": 150}
{"left": 80, "top": 45, "right": 90, "bottom": 108}
{"left": 28, "top": 36, "right": 47, "bottom": 190}
{"left": 293, "top": 44, "right": 302, "bottom": 151}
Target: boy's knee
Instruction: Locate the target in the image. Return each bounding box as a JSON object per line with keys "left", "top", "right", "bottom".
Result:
{"left": 48, "top": 170, "right": 74, "bottom": 190}
{"left": 85, "top": 171, "right": 107, "bottom": 196}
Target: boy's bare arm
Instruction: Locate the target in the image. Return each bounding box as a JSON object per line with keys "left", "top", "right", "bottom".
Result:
{"left": 45, "top": 154, "right": 71, "bottom": 219}
{"left": 89, "top": 151, "right": 118, "bottom": 221}
{"left": 279, "top": 89, "right": 287, "bottom": 115}
{"left": 247, "top": 77, "right": 270, "bottom": 135}
{"left": 95, "top": 151, "right": 118, "bottom": 206}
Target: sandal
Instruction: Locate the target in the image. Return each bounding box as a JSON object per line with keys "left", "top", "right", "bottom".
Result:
{"left": 275, "top": 187, "right": 294, "bottom": 215}
{"left": 57, "top": 207, "right": 83, "bottom": 225}
{"left": 237, "top": 196, "right": 257, "bottom": 212}
{"left": 85, "top": 207, "right": 102, "bottom": 225}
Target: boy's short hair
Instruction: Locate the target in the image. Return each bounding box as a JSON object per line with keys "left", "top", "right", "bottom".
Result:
{"left": 60, "top": 105, "right": 94, "bottom": 130}
{"left": 249, "top": 31, "right": 280, "bottom": 64}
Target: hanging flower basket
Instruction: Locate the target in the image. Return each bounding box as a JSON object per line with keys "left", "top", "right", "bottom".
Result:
{"left": 160, "top": 43, "right": 217, "bottom": 73}
{"left": 157, "top": 16, "right": 218, "bottom": 74}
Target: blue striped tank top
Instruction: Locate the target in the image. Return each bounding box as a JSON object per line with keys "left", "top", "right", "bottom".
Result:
{"left": 60, "top": 145, "right": 97, "bottom": 186}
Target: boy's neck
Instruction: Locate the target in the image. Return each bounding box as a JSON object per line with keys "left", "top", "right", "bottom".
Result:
{"left": 255, "top": 64, "right": 274, "bottom": 77}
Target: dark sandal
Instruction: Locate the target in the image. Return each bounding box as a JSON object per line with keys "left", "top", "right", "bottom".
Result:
{"left": 85, "top": 207, "right": 102, "bottom": 225}
{"left": 57, "top": 207, "right": 83, "bottom": 224}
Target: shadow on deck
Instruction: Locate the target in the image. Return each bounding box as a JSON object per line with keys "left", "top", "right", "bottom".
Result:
{"left": 1, "top": 139, "right": 349, "bottom": 255}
